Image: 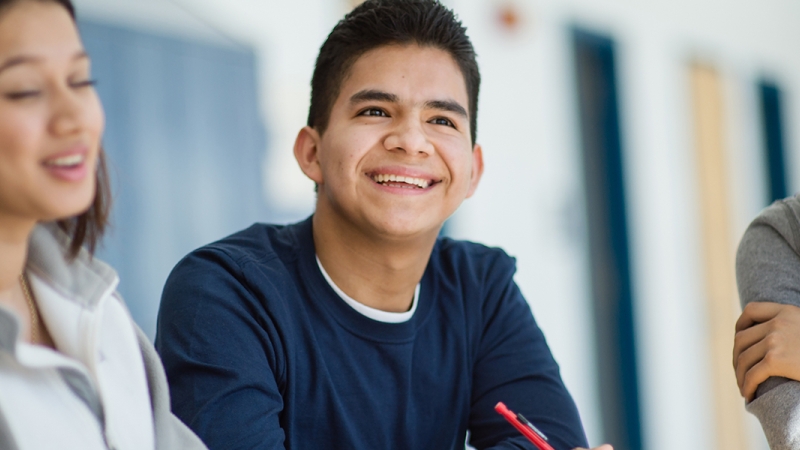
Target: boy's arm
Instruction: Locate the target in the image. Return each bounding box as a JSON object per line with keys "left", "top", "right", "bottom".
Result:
{"left": 155, "top": 248, "right": 286, "bottom": 450}
{"left": 467, "top": 258, "right": 588, "bottom": 450}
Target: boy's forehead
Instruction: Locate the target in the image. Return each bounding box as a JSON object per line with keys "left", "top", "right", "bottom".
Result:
{"left": 336, "top": 44, "right": 469, "bottom": 106}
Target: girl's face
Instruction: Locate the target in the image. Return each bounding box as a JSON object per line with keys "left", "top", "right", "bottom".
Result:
{"left": 0, "top": 0, "right": 104, "bottom": 227}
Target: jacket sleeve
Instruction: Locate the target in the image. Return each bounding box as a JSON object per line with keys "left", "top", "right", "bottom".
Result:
{"left": 134, "top": 326, "right": 208, "bottom": 450}
{"left": 736, "top": 195, "right": 800, "bottom": 450}
{"left": 467, "top": 254, "right": 588, "bottom": 450}
{"left": 155, "top": 247, "right": 287, "bottom": 450}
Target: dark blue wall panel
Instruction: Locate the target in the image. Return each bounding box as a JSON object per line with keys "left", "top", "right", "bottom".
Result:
{"left": 572, "top": 28, "right": 642, "bottom": 450}
{"left": 759, "top": 81, "right": 789, "bottom": 203}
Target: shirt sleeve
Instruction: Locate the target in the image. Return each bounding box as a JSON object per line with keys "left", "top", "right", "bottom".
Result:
{"left": 736, "top": 197, "right": 800, "bottom": 450}
{"left": 155, "top": 247, "right": 287, "bottom": 450}
{"left": 467, "top": 254, "right": 588, "bottom": 450}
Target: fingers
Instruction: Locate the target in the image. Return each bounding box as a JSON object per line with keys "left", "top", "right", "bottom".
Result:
{"left": 736, "top": 302, "right": 784, "bottom": 332}
{"left": 742, "top": 358, "right": 773, "bottom": 402}
{"left": 732, "top": 302, "right": 800, "bottom": 401}
{"left": 735, "top": 338, "right": 770, "bottom": 395}
{"left": 733, "top": 322, "right": 769, "bottom": 369}
{"left": 572, "top": 445, "right": 613, "bottom": 450}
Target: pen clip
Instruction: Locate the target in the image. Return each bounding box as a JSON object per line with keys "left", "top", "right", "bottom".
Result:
{"left": 516, "top": 413, "right": 549, "bottom": 442}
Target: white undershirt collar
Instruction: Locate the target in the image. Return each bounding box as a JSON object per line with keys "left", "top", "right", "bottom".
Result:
{"left": 316, "top": 256, "right": 419, "bottom": 323}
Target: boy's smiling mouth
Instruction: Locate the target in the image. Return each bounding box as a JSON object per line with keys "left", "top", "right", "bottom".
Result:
{"left": 369, "top": 172, "right": 437, "bottom": 190}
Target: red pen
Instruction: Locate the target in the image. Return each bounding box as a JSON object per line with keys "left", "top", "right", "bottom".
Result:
{"left": 495, "top": 402, "right": 556, "bottom": 450}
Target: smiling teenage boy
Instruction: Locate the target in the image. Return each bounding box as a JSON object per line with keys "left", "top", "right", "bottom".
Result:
{"left": 156, "top": 1, "right": 596, "bottom": 449}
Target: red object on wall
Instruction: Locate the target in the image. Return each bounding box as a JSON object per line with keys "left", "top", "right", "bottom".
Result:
{"left": 497, "top": 3, "right": 522, "bottom": 31}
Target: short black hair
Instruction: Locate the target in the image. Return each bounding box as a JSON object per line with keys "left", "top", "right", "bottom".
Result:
{"left": 308, "top": 0, "right": 480, "bottom": 144}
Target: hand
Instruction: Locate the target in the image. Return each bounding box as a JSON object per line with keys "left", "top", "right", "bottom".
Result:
{"left": 573, "top": 445, "right": 613, "bottom": 450}
{"left": 733, "top": 302, "right": 800, "bottom": 401}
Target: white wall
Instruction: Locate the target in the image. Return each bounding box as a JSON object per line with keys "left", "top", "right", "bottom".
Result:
{"left": 448, "top": 1, "right": 800, "bottom": 449}
{"left": 72, "top": 0, "right": 800, "bottom": 448}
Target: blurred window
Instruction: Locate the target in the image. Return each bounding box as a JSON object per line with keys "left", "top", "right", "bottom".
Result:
{"left": 79, "top": 20, "right": 269, "bottom": 339}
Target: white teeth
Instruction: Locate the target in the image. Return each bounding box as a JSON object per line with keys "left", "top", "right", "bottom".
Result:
{"left": 372, "top": 173, "right": 430, "bottom": 189}
{"left": 46, "top": 154, "right": 85, "bottom": 167}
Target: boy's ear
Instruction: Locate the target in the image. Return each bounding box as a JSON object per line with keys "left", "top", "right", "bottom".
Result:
{"left": 294, "top": 126, "right": 324, "bottom": 184}
{"left": 465, "top": 143, "right": 484, "bottom": 199}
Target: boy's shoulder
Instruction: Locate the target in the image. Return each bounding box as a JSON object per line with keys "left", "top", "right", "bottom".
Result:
{"left": 434, "top": 235, "right": 512, "bottom": 259}
{"left": 431, "top": 236, "right": 518, "bottom": 283}
{"left": 195, "top": 218, "right": 310, "bottom": 264}
{"left": 168, "top": 218, "right": 311, "bottom": 283}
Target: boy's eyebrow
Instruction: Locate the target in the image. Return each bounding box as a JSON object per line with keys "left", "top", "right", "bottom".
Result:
{"left": 0, "top": 50, "right": 89, "bottom": 75}
{"left": 425, "top": 99, "right": 468, "bottom": 118}
{"left": 350, "top": 89, "right": 399, "bottom": 104}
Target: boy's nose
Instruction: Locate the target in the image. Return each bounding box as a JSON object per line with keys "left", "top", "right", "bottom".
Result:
{"left": 383, "top": 120, "right": 434, "bottom": 156}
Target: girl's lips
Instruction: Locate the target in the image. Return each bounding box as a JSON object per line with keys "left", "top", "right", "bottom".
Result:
{"left": 43, "top": 160, "right": 89, "bottom": 182}
{"left": 42, "top": 149, "right": 90, "bottom": 182}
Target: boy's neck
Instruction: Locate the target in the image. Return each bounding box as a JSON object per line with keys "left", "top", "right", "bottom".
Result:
{"left": 312, "top": 207, "right": 438, "bottom": 314}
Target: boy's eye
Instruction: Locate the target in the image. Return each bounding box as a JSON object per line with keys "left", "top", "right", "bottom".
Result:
{"left": 430, "top": 117, "right": 455, "bottom": 128}
{"left": 359, "top": 108, "right": 388, "bottom": 117}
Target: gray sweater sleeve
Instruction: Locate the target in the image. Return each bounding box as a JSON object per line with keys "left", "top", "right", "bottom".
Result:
{"left": 736, "top": 194, "right": 800, "bottom": 450}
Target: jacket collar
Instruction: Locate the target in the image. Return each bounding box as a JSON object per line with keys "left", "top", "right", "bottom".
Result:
{"left": 26, "top": 223, "right": 118, "bottom": 310}
{"left": 0, "top": 223, "right": 119, "bottom": 352}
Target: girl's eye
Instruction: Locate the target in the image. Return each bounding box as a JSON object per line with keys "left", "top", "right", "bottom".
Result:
{"left": 70, "top": 79, "right": 97, "bottom": 89}
{"left": 5, "top": 90, "right": 40, "bottom": 100}
{"left": 3, "top": 79, "right": 97, "bottom": 101}
{"left": 360, "top": 108, "right": 388, "bottom": 117}
{"left": 430, "top": 117, "right": 455, "bottom": 128}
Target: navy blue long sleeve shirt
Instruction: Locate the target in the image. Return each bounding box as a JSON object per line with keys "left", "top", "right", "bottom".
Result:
{"left": 156, "top": 217, "right": 587, "bottom": 449}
